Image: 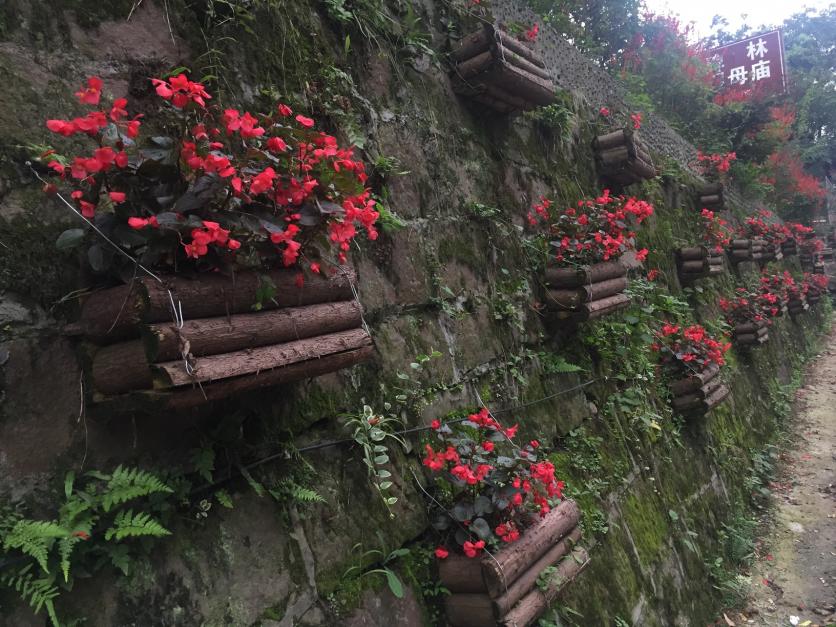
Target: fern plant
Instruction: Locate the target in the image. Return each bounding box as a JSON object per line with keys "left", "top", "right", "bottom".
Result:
{"left": 0, "top": 466, "right": 174, "bottom": 626}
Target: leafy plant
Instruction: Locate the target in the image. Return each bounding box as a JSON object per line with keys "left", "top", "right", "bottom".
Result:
{"left": 343, "top": 543, "right": 408, "bottom": 599}
{"left": 40, "top": 74, "right": 379, "bottom": 278}
{"left": 0, "top": 467, "right": 174, "bottom": 626}
{"left": 425, "top": 409, "right": 564, "bottom": 558}
{"left": 346, "top": 404, "right": 406, "bottom": 518}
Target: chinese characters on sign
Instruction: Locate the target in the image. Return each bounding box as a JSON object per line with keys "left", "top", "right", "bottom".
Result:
{"left": 712, "top": 30, "right": 787, "bottom": 97}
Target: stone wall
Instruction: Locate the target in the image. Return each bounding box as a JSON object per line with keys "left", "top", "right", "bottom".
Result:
{"left": 0, "top": 1, "right": 829, "bottom": 625}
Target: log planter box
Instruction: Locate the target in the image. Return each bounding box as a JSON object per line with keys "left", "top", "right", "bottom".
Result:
{"left": 72, "top": 269, "right": 374, "bottom": 408}
{"left": 727, "top": 239, "right": 768, "bottom": 264}
{"left": 449, "top": 25, "right": 556, "bottom": 114}
{"left": 675, "top": 246, "right": 724, "bottom": 283}
{"left": 787, "top": 294, "right": 809, "bottom": 317}
{"left": 807, "top": 289, "right": 822, "bottom": 305}
{"left": 669, "top": 363, "right": 730, "bottom": 418}
{"left": 544, "top": 261, "right": 630, "bottom": 321}
{"left": 593, "top": 129, "right": 656, "bottom": 186}
{"left": 733, "top": 319, "right": 769, "bottom": 347}
{"left": 758, "top": 242, "right": 783, "bottom": 265}
{"left": 440, "top": 500, "right": 589, "bottom": 627}
{"left": 696, "top": 182, "right": 724, "bottom": 209}
{"left": 780, "top": 239, "right": 798, "bottom": 257}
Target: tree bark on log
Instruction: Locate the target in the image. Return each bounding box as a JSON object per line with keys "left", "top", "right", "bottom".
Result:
{"left": 146, "top": 300, "right": 363, "bottom": 361}
{"left": 79, "top": 269, "right": 356, "bottom": 342}
{"left": 154, "top": 327, "right": 371, "bottom": 387}
{"left": 699, "top": 194, "right": 722, "bottom": 206}
{"left": 498, "top": 548, "right": 590, "bottom": 627}
{"left": 545, "top": 261, "right": 626, "bottom": 288}
{"left": 492, "top": 60, "right": 555, "bottom": 106}
{"left": 91, "top": 340, "right": 154, "bottom": 394}
{"left": 438, "top": 554, "right": 488, "bottom": 593}
{"left": 451, "top": 28, "right": 491, "bottom": 62}
{"left": 581, "top": 293, "right": 631, "bottom": 320}
{"left": 443, "top": 594, "right": 495, "bottom": 627}
{"left": 679, "top": 260, "right": 708, "bottom": 273}
{"left": 482, "top": 500, "right": 581, "bottom": 598}
{"left": 492, "top": 527, "right": 582, "bottom": 616}
{"left": 102, "top": 345, "right": 375, "bottom": 410}
{"left": 598, "top": 146, "right": 629, "bottom": 164}
{"left": 547, "top": 277, "right": 628, "bottom": 310}
{"left": 677, "top": 247, "right": 707, "bottom": 261}
{"left": 669, "top": 362, "right": 719, "bottom": 396}
{"left": 629, "top": 158, "right": 656, "bottom": 180}
{"left": 594, "top": 129, "right": 628, "bottom": 151}
{"left": 456, "top": 50, "right": 495, "bottom": 79}
{"left": 493, "top": 45, "right": 551, "bottom": 80}
{"left": 493, "top": 29, "right": 546, "bottom": 68}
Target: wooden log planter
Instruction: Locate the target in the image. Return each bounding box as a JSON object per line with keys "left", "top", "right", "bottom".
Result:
{"left": 758, "top": 242, "right": 783, "bottom": 264}
{"left": 544, "top": 261, "right": 630, "bottom": 320}
{"left": 696, "top": 182, "right": 724, "bottom": 209}
{"left": 799, "top": 252, "right": 818, "bottom": 272}
{"left": 440, "top": 500, "right": 589, "bottom": 627}
{"left": 727, "top": 239, "right": 770, "bottom": 264}
{"left": 787, "top": 294, "right": 809, "bottom": 317}
{"left": 780, "top": 238, "right": 798, "bottom": 257}
{"left": 669, "top": 363, "right": 730, "bottom": 418}
{"left": 73, "top": 269, "right": 374, "bottom": 408}
{"left": 733, "top": 319, "right": 769, "bottom": 347}
{"left": 449, "top": 25, "right": 556, "bottom": 114}
{"left": 592, "top": 129, "right": 657, "bottom": 186}
{"left": 807, "top": 289, "right": 822, "bottom": 305}
{"left": 675, "top": 246, "right": 724, "bottom": 282}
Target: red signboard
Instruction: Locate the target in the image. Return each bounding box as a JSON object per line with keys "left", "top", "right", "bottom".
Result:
{"left": 711, "top": 30, "right": 787, "bottom": 97}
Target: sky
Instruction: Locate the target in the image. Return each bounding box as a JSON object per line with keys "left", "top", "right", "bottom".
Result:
{"left": 643, "top": 0, "right": 833, "bottom": 38}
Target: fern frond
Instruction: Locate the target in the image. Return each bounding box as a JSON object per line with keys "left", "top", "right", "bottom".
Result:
{"left": 102, "top": 466, "right": 173, "bottom": 512}
{"left": 104, "top": 510, "right": 170, "bottom": 541}
{"left": 289, "top": 484, "right": 325, "bottom": 503}
{"left": 1, "top": 564, "right": 60, "bottom": 627}
{"left": 3, "top": 520, "right": 68, "bottom": 573}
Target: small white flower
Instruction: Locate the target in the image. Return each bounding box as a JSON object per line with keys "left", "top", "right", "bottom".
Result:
{"left": 789, "top": 616, "right": 800, "bottom": 626}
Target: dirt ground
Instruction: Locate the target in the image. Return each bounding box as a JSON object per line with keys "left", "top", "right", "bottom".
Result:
{"left": 729, "top": 327, "right": 836, "bottom": 627}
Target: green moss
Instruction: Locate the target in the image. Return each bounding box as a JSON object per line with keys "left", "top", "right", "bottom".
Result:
{"left": 622, "top": 492, "right": 669, "bottom": 565}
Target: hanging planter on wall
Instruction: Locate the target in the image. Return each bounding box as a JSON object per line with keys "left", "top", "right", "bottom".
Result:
{"left": 669, "top": 363, "right": 730, "bottom": 417}
{"left": 75, "top": 269, "right": 373, "bottom": 408}
{"left": 732, "top": 319, "right": 769, "bottom": 347}
{"left": 780, "top": 237, "right": 798, "bottom": 257}
{"left": 592, "top": 129, "right": 656, "bottom": 186}
{"left": 544, "top": 261, "right": 630, "bottom": 320}
{"left": 675, "top": 246, "right": 724, "bottom": 283}
{"left": 449, "top": 25, "right": 556, "bottom": 114}
{"left": 440, "top": 501, "right": 589, "bottom": 627}
{"left": 787, "top": 292, "right": 809, "bottom": 317}
{"left": 696, "top": 182, "right": 724, "bottom": 209}
{"left": 654, "top": 323, "right": 731, "bottom": 419}
{"left": 727, "top": 238, "right": 770, "bottom": 264}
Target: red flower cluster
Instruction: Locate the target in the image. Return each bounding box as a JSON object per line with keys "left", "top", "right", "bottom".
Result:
{"left": 43, "top": 76, "right": 379, "bottom": 273}
{"left": 524, "top": 23, "right": 539, "bottom": 42}
{"left": 529, "top": 190, "right": 654, "bottom": 265}
{"left": 719, "top": 287, "right": 767, "bottom": 325}
{"left": 738, "top": 209, "right": 788, "bottom": 246}
{"left": 696, "top": 151, "right": 736, "bottom": 176}
{"left": 653, "top": 322, "right": 731, "bottom": 372}
{"left": 700, "top": 208, "right": 732, "bottom": 252}
{"left": 759, "top": 272, "right": 790, "bottom": 316}
{"left": 426, "top": 409, "right": 563, "bottom": 559}
{"left": 631, "top": 112, "right": 643, "bottom": 129}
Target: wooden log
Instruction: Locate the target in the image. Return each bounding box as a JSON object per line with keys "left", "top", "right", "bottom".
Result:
{"left": 594, "top": 130, "right": 627, "bottom": 151}
{"left": 734, "top": 321, "right": 765, "bottom": 334}
{"left": 482, "top": 500, "right": 581, "bottom": 599}
{"left": 146, "top": 301, "right": 363, "bottom": 361}
{"left": 598, "top": 146, "right": 629, "bottom": 165}
{"left": 498, "top": 548, "right": 590, "bottom": 627}
{"left": 456, "top": 50, "right": 494, "bottom": 79}
{"left": 545, "top": 261, "right": 626, "bottom": 288}
{"left": 679, "top": 260, "right": 708, "bottom": 273}
{"left": 153, "top": 328, "right": 371, "bottom": 387}
{"left": 583, "top": 277, "right": 628, "bottom": 302}
{"left": 443, "top": 594, "right": 494, "bottom": 627}
{"left": 91, "top": 340, "right": 154, "bottom": 394}
{"left": 438, "top": 555, "right": 487, "bottom": 593}
{"left": 493, "top": 527, "right": 583, "bottom": 616}
{"left": 708, "top": 265, "right": 725, "bottom": 276}
{"left": 698, "top": 375, "right": 725, "bottom": 400}
{"left": 704, "top": 384, "right": 730, "bottom": 410}
{"left": 673, "top": 391, "right": 702, "bottom": 411}
{"left": 451, "top": 27, "right": 491, "bottom": 62}
{"left": 104, "top": 345, "right": 376, "bottom": 410}
{"left": 492, "top": 45, "right": 551, "bottom": 80}
{"left": 700, "top": 194, "right": 722, "bottom": 206}
{"left": 493, "top": 29, "right": 546, "bottom": 68}
{"left": 634, "top": 146, "right": 653, "bottom": 166}
{"left": 700, "top": 182, "right": 723, "bottom": 195}
{"left": 677, "top": 247, "right": 708, "bottom": 261}
{"left": 735, "top": 333, "right": 758, "bottom": 345}
{"left": 492, "top": 60, "right": 555, "bottom": 107}
{"left": 79, "top": 269, "right": 356, "bottom": 342}
{"left": 669, "top": 362, "right": 720, "bottom": 396}
{"left": 579, "top": 293, "right": 630, "bottom": 320}
{"left": 629, "top": 158, "right": 657, "bottom": 180}
{"left": 731, "top": 239, "right": 752, "bottom": 248}
{"left": 546, "top": 289, "right": 582, "bottom": 311}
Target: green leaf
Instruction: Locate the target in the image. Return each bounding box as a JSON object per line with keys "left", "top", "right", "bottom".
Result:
{"left": 384, "top": 570, "right": 404, "bottom": 598}
{"left": 56, "top": 228, "right": 85, "bottom": 250}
